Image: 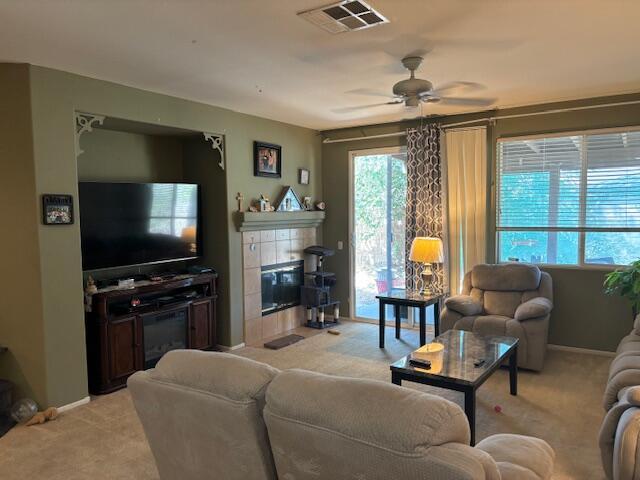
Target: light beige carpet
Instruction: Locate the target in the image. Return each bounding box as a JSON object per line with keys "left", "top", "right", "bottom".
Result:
{"left": 0, "top": 320, "right": 609, "bottom": 479}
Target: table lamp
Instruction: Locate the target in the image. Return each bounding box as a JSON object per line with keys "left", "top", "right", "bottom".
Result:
{"left": 181, "top": 226, "right": 197, "bottom": 253}
{"left": 409, "top": 237, "right": 443, "bottom": 296}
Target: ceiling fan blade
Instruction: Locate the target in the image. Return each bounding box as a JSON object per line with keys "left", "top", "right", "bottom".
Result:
{"left": 332, "top": 100, "right": 403, "bottom": 114}
{"left": 345, "top": 88, "right": 396, "bottom": 99}
{"left": 437, "top": 96, "right": 496, "bottom": 107}
{"left": 431, "top": 81, "right": 486, "bottom": 96}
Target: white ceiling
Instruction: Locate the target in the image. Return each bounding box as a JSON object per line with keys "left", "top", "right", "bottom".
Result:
{"left": 1, "top": 0, "right": 640, "bottom": 130}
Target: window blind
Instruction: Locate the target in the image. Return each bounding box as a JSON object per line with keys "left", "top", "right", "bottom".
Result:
{"left": 498, "top": 135, "right": 581, "bottom": 228}
{"left": 497, "top": 128, "right": 640, "bottom": 266}
{"left": 585, "top": 131, "right": 640, "bottom": 228}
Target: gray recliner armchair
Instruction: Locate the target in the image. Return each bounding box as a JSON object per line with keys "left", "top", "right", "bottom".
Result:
{"left": 441, "top": 263, "right": 553, "bottom": 371}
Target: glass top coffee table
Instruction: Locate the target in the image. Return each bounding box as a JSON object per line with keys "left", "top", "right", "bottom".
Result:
{"left": 390, "top": 330, "right": 518, "bottom": 445}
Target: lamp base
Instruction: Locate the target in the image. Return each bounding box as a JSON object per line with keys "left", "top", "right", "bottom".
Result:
{"left": 419, "top": 264, "right": 434, "bottom": 296}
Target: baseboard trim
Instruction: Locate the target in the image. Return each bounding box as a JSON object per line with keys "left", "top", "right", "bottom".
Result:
{"left": 58, "top": 396, "right": 90, "bottom": 412}
{"left": 216, "top": 342, "right": 246, "bottom": 352}
{"left": 548, "top": 344, "right": 615, "bottom": 357}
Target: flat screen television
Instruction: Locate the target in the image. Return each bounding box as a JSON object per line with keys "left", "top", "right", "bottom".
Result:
{"left": 78, "top": 182, "right": 202, "bottom": 271}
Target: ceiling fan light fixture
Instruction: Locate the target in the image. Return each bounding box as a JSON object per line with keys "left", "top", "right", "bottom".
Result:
{"left": 405, "top": 96, "right": 421, "bottom": 108}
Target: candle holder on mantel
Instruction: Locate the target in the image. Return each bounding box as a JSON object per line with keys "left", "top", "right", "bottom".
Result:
{"left": 300, "top": 246, "right": 340, "bottom": 329}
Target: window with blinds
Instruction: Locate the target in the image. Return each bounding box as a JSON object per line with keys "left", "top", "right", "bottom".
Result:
{"left": 497, "top": 128, "right": 640, "bottom": 266}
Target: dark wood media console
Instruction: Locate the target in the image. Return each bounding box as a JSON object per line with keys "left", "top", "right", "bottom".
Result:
{"left": 85, "top": 273, "right": 217, "bottom": 395}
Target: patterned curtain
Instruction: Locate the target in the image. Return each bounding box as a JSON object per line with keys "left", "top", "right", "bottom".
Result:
{"left": 405, "top": 124, "right": 444, "bottom": 293}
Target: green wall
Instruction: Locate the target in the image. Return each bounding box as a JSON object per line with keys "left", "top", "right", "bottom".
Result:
{"left": 1, "top": 63, "right": 321, "bottom": 407}
{"left": 322, "top": 96, "right": 640, "bottom": 352}
{"left": 0, "top": 64, "right": 47, "bottom": 404}
{"left": 78, "top": 128, "right": 184, "bottom": 182}
{"left": 182, "top": 139, "right": 231, "bottom": 345}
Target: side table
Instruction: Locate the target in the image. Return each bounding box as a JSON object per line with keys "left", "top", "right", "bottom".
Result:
{"left": 376, "top": 291, "right": 444, "bottom": 348}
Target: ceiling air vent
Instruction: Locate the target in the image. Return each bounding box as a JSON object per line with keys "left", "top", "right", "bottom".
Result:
{"left": 298, "top": 1, "right": 389, "bottom": 34}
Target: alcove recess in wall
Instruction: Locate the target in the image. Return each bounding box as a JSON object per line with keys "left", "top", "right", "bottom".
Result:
{"left": 74, "top": 113, "right": 228, "bottom": 285}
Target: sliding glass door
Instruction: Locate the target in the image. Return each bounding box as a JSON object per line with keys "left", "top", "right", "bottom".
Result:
{"left": 350, "top": 147, "right": 407, "bottom": 321}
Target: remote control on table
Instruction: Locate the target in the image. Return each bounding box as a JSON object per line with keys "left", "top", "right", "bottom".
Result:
{"left": 409, "top": 358, "right": 432, "bottom": 369}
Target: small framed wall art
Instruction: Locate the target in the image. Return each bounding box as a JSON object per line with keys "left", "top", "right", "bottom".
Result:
{"left": 42, "top": 194, "right": 74, "bottom": 225}
{"left": 254, "top": 141, "right": 282, "bottom": 178}
{"left": 299, "top": 168, "right": 310, "bottom": 185}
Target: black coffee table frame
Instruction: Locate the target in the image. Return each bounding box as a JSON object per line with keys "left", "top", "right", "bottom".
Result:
{"left": 391, "top": 340, "right": 518, "bottom": 446}
{"left": 376, "top": 292, "right": 443, "bottom": 348}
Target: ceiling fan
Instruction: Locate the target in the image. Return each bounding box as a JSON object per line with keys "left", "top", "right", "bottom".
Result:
{"left": 333, "top": 56, "right": 495, "bottom": 113}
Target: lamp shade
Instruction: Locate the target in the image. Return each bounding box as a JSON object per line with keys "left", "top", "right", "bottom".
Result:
{"left": 409, "top": 237, "right": 443, "bottom": 263}
{"left": 181, "top": 226, "right": 197, "bottom": 242}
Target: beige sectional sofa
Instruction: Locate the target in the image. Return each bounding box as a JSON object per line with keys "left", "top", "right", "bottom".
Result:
{"left": 600, "top": 315, "right": 640, "bottom": 480}
{"left": 441, "top": 263, "right": 553, "bottom": 371}
{"left": 128, "top": 350, "right": 554, "bottom": 480}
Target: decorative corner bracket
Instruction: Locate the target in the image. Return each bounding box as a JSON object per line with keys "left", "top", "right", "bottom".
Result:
{"left": 203, "top": 132, "right": 225, "bottom": 170}
{"left": 75, "top": 112, "right": 105, "bottom": 157}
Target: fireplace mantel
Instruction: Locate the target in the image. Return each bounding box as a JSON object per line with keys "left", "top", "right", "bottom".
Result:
{"left": 235, "top": 211, "right": 325, "bottom": 232}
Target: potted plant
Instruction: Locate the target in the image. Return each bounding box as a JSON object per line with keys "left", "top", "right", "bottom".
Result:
{"left": 603, "top": 259, "right": 640, "bottom": 318}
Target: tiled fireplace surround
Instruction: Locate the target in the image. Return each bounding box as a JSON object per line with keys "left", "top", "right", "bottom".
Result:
{"left": 242, "top": 227, "right": 317, "bottom": 345}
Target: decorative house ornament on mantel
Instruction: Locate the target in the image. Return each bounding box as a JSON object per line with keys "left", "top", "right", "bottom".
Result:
{"left": 274, "top": 186, "right": 304, "bottom": 212}
{"left": 203, "top": 132, "right": 225, "bottom": 170}
{"left": 258, "top": 194, "right": 274, "bottom": 212}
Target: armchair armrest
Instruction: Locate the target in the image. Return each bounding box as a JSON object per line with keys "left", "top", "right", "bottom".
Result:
{"left": 476, "top": 434, "right": 554, "bottom": 480}
{"left": 514, "top": 297, "right": 553, "bottom": 321}
{"left": 444, "top": 295, "right": 483, "bottom": 316}
{"left": 599, "top": 387, "right": 640, "bottom": 480}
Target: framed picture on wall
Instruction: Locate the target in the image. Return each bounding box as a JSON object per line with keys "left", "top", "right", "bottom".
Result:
{"left": 299, "top": 168, "right": 310, "bottom": 185}
{"left": 254, "top": 141, "right": 282, "bottom": 178}
{"left": 42, "top": 194, "right": 74, "bottom": 225}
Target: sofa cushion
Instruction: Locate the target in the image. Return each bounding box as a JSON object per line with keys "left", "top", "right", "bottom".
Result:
{"left": 445, "top": 295, "right": 483, "bottom": 316}
{"left": 456, "top": 314, "right": 512, "bottom": 336}
{"left": 514, "top": 297, "right": 553, "bottom": 321}
{"left": 264, "top": 369, "right": 499, "bottom": 479}
{"left": 128, "top": 350, "right": 279, "bottom": 480}
{"left": 604, "top": 355, "right": 640, "bottom": 410}
{"left": 618, "top": 333, "right": 640, "bottom": 352}
{"left": 609, "top": 355, "right": 640, "bottom": 382}
{"left": 599, "top": 387, "right": 640, "bottom": 480}
{"left": 472, "top": 263, "right": 541, "bottom": 292}
{"left": 615, "top": 341, "right": 640, "bottom": 365}
{"left": 265, "top": 369, "right": 470, "bottom": 450}
{"left": 149, "top": 349, "right": 279, "bottom": 403}
{"left": 476, "top": 434, "right": 555, "bottom": 480}
{"left": 484, "top": 291, "right": 523, "bottom": 317}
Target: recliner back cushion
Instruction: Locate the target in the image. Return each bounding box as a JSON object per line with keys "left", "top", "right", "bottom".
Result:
{"left": 264, "top": 369, "right": 495, "bottom": 479}
{"left": 470, "top": 287, "right": 485, "bottom": 308}
{"left": 128, "top": 350, "right": 279, "bottom": 480}
{"left": 472, "top": 263, "right": 541, "bottom": 292}
{"left": 483, "top": 291, "right": 523, "bottom": 317}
